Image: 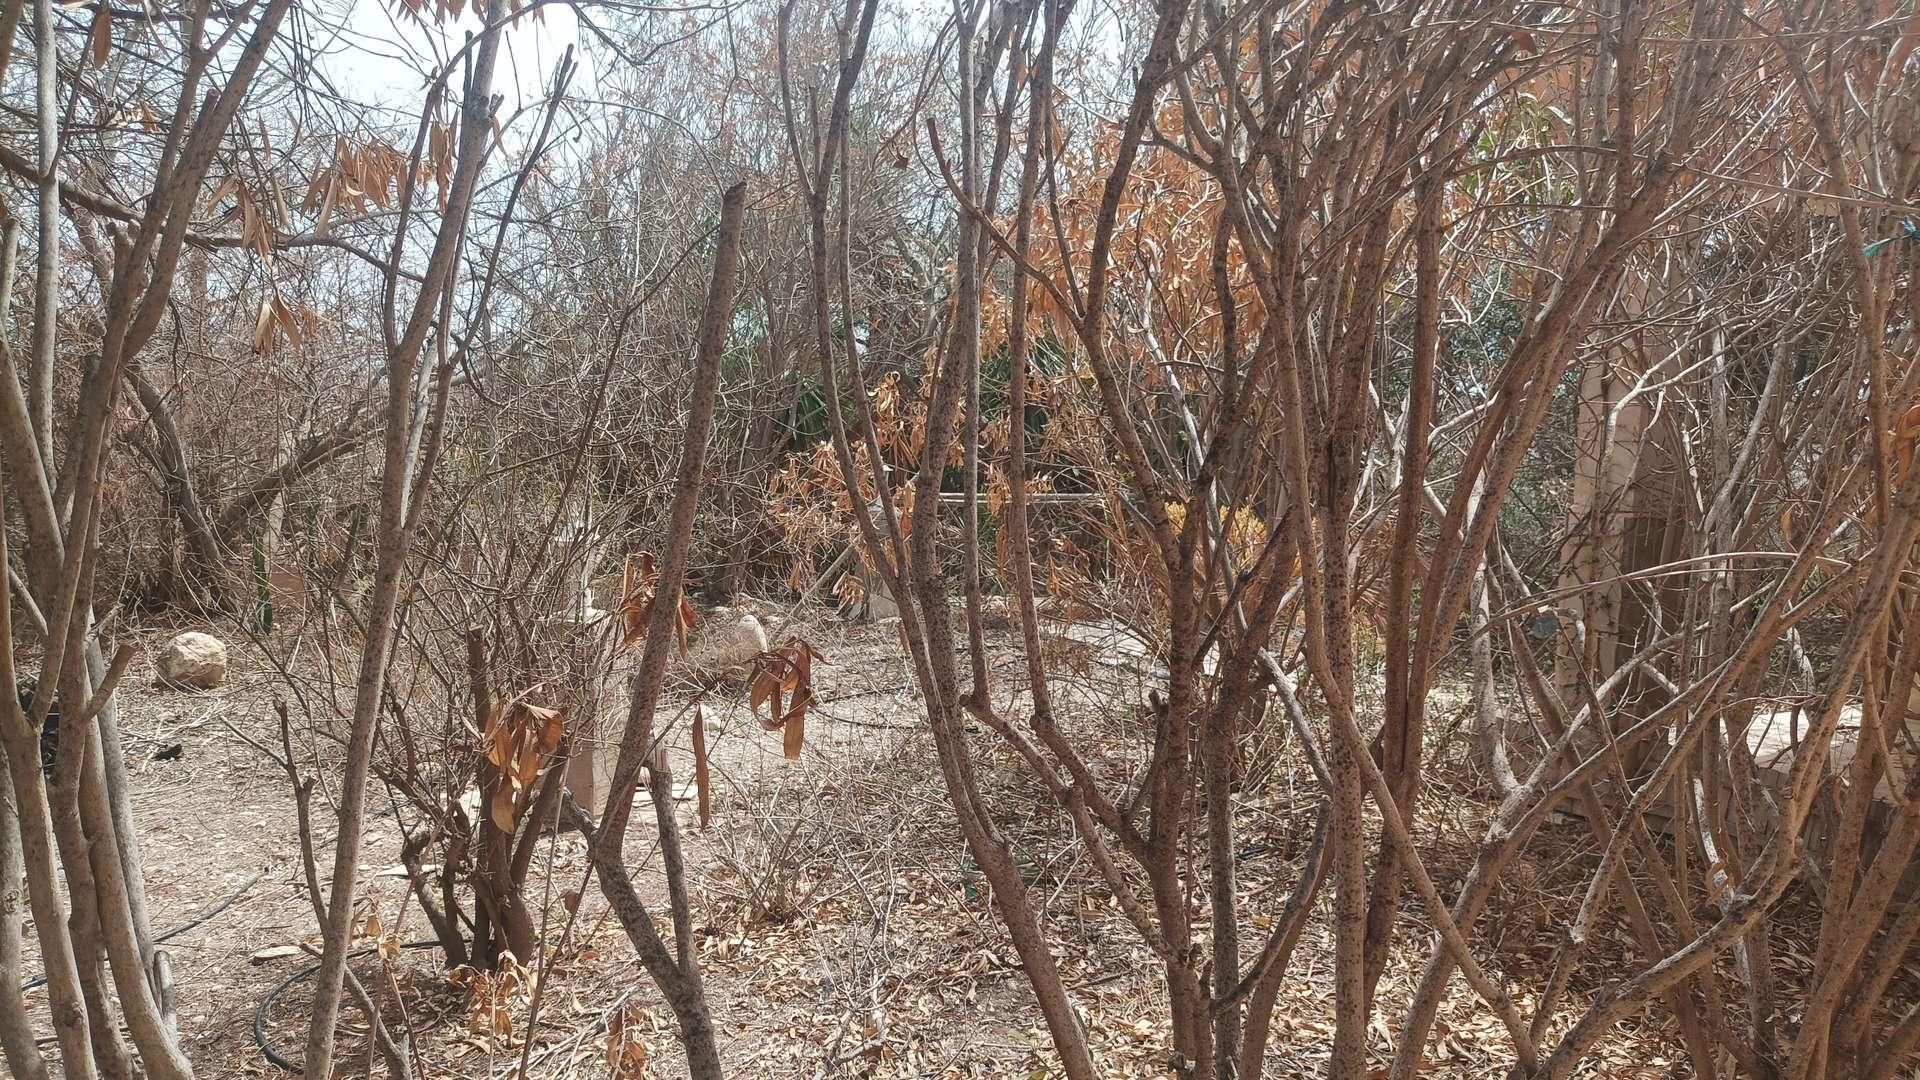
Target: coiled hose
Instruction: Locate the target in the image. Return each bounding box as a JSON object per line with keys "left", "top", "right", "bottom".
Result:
{"left": 252, "top": 938, "right": 442, "bottom": 1073}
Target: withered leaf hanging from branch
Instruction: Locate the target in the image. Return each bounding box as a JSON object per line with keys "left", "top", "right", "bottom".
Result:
{"left": 480, "top": 684, "right": 565, "bottom": 833}
{"left": 617, "top": 552, "right": 699, "bottom": 657}
{"left": 748, "top": 639, "right": 825, "bottom": 760}
{"left": 86, "top": 5, "right": 112, "bottom": 67}
{"left": 691, "top": 704, "right": 711, "bottom": 829}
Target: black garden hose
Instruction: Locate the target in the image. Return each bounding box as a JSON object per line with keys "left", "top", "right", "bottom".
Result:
{"left": 252, "top": 938, "right": 442, "bottom": 1073}
{"left": 17, "top": 808, "right": 398, "bottom": 994}
{"left": 17, "top": 871, "right": 266, "bottom": 993}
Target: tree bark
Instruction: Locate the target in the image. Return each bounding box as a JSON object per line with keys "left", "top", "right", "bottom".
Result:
{"left": 0, "top": 738, "right": 50, "bottom": 1080}
{"left": 583, "top": 178, "right": 748, "bottom": 1080}
{"left": 302, "top": 4, "right": 509, "bottom": 1069}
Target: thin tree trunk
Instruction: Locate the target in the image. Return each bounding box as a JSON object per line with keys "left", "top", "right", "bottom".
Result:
{"left": 0, "top": 738, "right": 50, "bottom": 1080}
{"left": 582, "top": 179, "right": 748, "bottom": 1080}
{"left": 30, "top": 0, "right": 58, "bottom": 463}
{"left": 125, "top": 365, "right": 228, "bottom": 607}
{"left": 303, "top": 5, "right": 509, "bottom": 1068}
{"left": 3, "top": 733, "right": 99, "bottom": 1079}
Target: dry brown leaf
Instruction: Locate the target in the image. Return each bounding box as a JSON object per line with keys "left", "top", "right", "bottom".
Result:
{"left": 782, "top": 705, "right": 805, "bottom": 761}
{"left": 616, "top": 552, "right": 697, "bottom": 654}
{"left": 606, "top": 1002, "right": 649, "bottom": 1077}
{"left": 86, "top": 5, "right": 111, "bottom": 67}
{"left": 489, "top": 786, "right": 516, "bottom": 833}
{"left": 676, "top": 595, "right": 698, "bottom": 658}
{"left": 691, "top": 703, "right": 711, "bottom": 829}
{"left": 748, "top": 639, "right": 826, "bottom": 759}
{"left": 479, "top": 685, "right": 563, "bottom": 834}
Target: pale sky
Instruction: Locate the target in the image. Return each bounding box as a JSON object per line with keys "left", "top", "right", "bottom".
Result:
{"left": 301, "top": 0, "right": 1118, "bottom": 119}
{"left": 309, "top": 0, "right": 593, "bottom": 120}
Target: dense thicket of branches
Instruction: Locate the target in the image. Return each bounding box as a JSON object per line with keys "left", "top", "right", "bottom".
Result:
{"left": 5, "top": 0, "right": 1920, "bottom": 1077}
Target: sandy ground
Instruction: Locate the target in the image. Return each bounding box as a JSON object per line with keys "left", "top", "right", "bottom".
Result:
{"left": 12, "top": 608, "right": 1750, "bottom": 1078}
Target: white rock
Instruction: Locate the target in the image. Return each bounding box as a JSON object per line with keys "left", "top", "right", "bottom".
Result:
{"left": 686, "top": 613, "right": 771, "bottom": 676}
{"left": 738, "top": 614, "right": 771, "bottom": 653}
{"left": 156, "top": 631, "right": 228, "bottom": 690}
